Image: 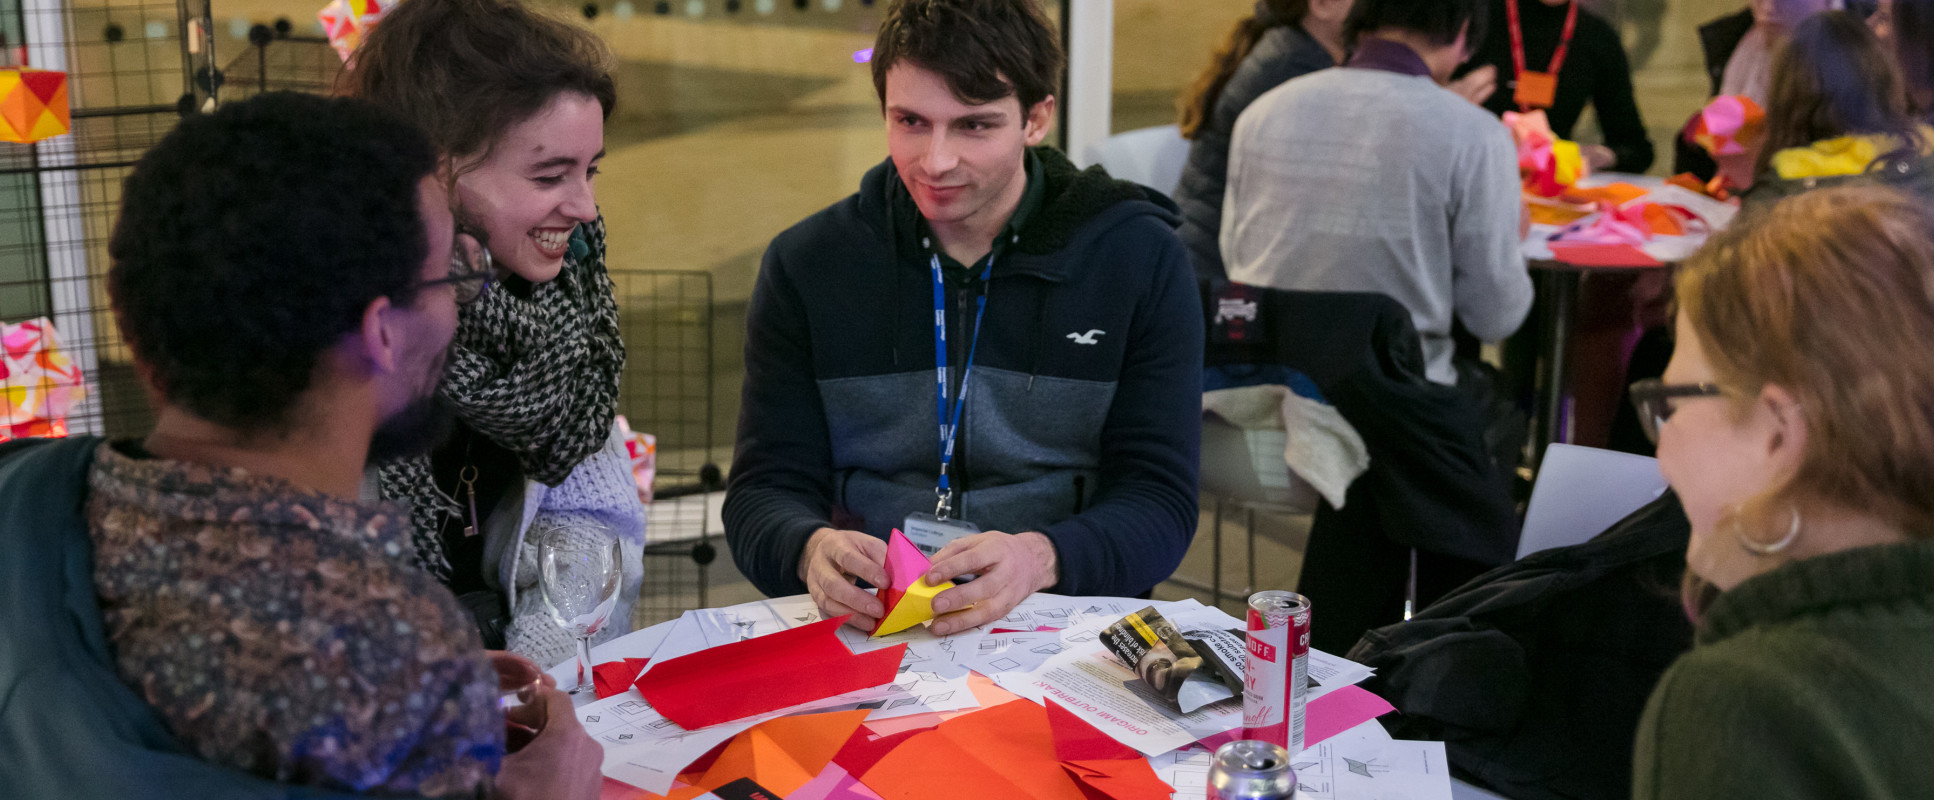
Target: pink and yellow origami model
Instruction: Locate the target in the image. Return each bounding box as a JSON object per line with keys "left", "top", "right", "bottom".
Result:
{"left": 0, "top": 67, "right": 69, "bottom": 144}
{"left": 1504, "top": 109, "right": 1587, "bottom": 198}
{"left": 318, "top": 0, "right": 392, "bottom": 61}
{"left": 872, "top": 528, "right": 956, "bottom": 637}
{"left": 1688, "top": 95, "right": 1764, "bottom": 156}
{"left": 1, "top": 317, "right": 85, "bottom": 442}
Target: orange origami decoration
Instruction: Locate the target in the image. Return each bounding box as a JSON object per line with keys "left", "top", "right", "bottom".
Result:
{"left": 1, "top": 317, "right": 85, "bottom": 441}
{"left": 0, "top": 68, "right": 69, "bottom": 143}
{"left": 1688, "top": 95, "right": 1764, "bottom": 156}
{"left": 318, "top": 0, "right": 392, "bottom": 61}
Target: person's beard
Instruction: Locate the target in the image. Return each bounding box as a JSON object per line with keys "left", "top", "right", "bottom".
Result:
{"left": 368, "top": 386, "right": 456, "bottom": 462}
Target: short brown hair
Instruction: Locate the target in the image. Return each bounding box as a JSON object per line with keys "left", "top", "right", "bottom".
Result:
{"left": 340, "top": 0, "right": 615, "bottom": 165}
{"left": 871, "top": 0, "right": 1063, "bottom": 112}
{"left": 1678, "top": 186, "right": 1934, "bottom": 543}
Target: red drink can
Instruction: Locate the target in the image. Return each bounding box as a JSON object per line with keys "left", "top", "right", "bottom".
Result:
{"left": 1243, "top": 591, "right": 1311, "bottom": 754}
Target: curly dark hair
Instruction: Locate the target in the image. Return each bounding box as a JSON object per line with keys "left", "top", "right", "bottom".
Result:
{"left": 870, "top": 0, "right": 1063, "bottom": 112}
{"left": 342, "top": 0, "right": 616, "bottom": 167}
{"left": 108, "top": 91, "right": 438, "bottom": 434}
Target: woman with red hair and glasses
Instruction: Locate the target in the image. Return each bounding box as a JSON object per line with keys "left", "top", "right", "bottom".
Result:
{"left": 1629, "top": 186, "right": 1934, "bottom": 798}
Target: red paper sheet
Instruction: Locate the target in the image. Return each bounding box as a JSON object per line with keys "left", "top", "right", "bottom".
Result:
{"left": 594, "top": 658, "right": 650, "bottom": 699}
{"left": 1547, "top": 242, "right": 1663, "bottom": 268}
{"left": 1046, "top": 701, "right": 1174, "bottom": 800}
{"left": 637, "top": 616, "right": 907, "bottom": 729}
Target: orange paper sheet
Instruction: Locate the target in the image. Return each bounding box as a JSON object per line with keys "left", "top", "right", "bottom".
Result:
{"left": 667, "top": 710, "right": 871, "bottom": 800}
{"left": 863, "top": 699, "right": 1171, "bottom": 800}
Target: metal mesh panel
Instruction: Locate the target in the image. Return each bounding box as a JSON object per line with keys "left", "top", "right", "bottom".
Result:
{"left": 609, "top": 267, "right": 722, "bottom": 628}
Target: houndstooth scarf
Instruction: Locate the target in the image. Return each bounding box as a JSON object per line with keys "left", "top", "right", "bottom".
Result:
{"left": 377, "top": 216, "right": 625, "bottom": 580}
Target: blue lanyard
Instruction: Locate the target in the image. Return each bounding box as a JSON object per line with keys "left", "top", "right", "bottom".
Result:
{"left": 932, "top": 252, "right": 993, "bottom": 519}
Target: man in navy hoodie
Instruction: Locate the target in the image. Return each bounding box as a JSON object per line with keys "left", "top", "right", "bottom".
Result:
{"left": 724, "top": 0, "right": 1202, "bottom": 636}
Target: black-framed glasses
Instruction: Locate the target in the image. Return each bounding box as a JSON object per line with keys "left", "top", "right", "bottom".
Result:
{"left": 1629, "top": 378, "right": 1726, "bottom": 444}
{"left": 413, "top": 231, "right": 494, "bottom": 305}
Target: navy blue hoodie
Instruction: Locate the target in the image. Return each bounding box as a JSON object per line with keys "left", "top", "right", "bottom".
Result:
{"left": 723, "top": 147, "right": 1202, "bottom": 598}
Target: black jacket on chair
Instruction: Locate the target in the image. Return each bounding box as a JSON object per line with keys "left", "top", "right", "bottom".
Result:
{"left": 1347, "top": 493, "right": 1695, "bottom": 800}
{"left": 1202, "top": 284, "right": 1519, "bottom": 565}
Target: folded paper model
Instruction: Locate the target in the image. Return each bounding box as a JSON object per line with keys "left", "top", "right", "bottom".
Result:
{"left": 871, "top": 529, "right": 955, "bottom": 637}
{"left": 636, "top": 616, "right": 906, "bottom": 729}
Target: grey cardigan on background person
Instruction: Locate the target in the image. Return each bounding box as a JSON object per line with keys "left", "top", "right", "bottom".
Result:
{"left": 1175, "top": 23, "right": 1336, "bottom": 282}
{"left": 1221, "top": 40, "right": 1533, "bottom": 386}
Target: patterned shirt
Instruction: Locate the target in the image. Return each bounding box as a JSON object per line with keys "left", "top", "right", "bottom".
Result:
{"left": 86, "top": 442, "right": 503, "bottom": 797}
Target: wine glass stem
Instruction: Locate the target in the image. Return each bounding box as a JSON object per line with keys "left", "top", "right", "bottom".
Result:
{"left": 574, "top": 635, "right": 594, "bottom": 695}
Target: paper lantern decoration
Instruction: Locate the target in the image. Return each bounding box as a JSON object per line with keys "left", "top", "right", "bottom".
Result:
{"left": 1688, "top": 95, "right": 1764, "bottom": 157}
{"left": 1, "top": 317, "right": 86, "bottom": 442}
{"left": 318, "top": 0, "right": 392, "bottom": 61}
{"left": 871, "top": 528, "right": 955, "bottom": 637}
{"left": 1503, "top": 109, "right": 1588, "bottom": 198}
{"left": 0, "top": 68, "right": 69, "bottom": 144}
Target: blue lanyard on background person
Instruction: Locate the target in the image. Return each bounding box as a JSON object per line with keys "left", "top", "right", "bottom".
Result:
{"left": 932, "top": 250, "right": 993, "bottom": 520}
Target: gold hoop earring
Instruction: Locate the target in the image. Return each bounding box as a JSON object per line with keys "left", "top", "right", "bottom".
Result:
{"left": 1738, "top": 506, "right": 1802, "bottom": 556}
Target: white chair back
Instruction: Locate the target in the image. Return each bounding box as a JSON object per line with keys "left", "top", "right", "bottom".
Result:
{"left": 1518, "top": 444, "right": 1668, "bottom": 560}
{"left": 1076, "top": 124, "right": 1190, "bottom": 196}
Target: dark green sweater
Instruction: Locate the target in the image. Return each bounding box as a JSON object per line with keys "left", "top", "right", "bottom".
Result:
{"left": 1632, "top": 538, "right": 1934, "bottom": 799}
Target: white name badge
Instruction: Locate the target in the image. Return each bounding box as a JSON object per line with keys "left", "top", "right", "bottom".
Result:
{"left": 902, "top": 512, "right": 981, "bottom": 559}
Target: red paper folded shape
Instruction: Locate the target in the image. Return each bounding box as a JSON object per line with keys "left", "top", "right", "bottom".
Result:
{"left": 594, "top": 658, "right": 650, "bottom": 699}
{"left": 637, "top": 615, "right": 906, "bottom": 730}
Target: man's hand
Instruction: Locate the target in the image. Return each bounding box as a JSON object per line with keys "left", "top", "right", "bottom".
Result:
{"left": 924, "top": 531, "right": 1060, "bottom": 637}
{"left": 1449, "top": 64, "right": 1497, "bottom": 106}
{"left": 799, "top": 527, "right": 888, "bottom": 631}
{"left": 495, "top": 684, "right": 601, "bottom": 800}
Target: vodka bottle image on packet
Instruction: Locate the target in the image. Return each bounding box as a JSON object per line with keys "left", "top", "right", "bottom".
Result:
{"left": 1243, "top": 591, "right": 1311, "bottom": 753}
{"left": 1207, "top": 740, "right": 1297, "bottom": 800}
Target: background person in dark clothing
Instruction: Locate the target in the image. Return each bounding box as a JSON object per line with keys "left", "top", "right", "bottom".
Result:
{"left": 1465, "top": 0, "right": 1655, "bottom": 173}
{"left": 1172, "top": 0, "right": 1351, "bottom": 282}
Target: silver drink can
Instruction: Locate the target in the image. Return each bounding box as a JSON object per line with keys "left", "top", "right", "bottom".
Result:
{"left": 1207, "top": 740, "right": 1298, "bottom": 800}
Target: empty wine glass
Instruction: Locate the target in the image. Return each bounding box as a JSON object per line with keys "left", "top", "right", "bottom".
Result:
{"left": 537, "top": 522, "right": 624, "bottom": 695}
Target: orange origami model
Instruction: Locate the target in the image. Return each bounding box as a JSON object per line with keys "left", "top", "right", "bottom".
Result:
{"left": 872, "top": 529, "right": 955, "bottom": 637}
{"left": 0, "top": 67, "right": 69, "bottom": 143}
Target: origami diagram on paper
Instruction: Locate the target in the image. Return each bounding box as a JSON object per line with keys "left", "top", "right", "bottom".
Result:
{"left": 636, "top": 616, "right": 905, "bottom": 730}
{"left": 871, "top": 529, "right": 954, "bottom": 637}
{"left": 0, "top": 68, "right": 68, "bottom": 143}
{"left": 1, "top": 317, "right": 85, "bottom": 442}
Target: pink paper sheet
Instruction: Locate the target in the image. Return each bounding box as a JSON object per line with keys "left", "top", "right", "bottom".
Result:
{"left": 1195, "top": 685, "right": 1395, "bottom": 753}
